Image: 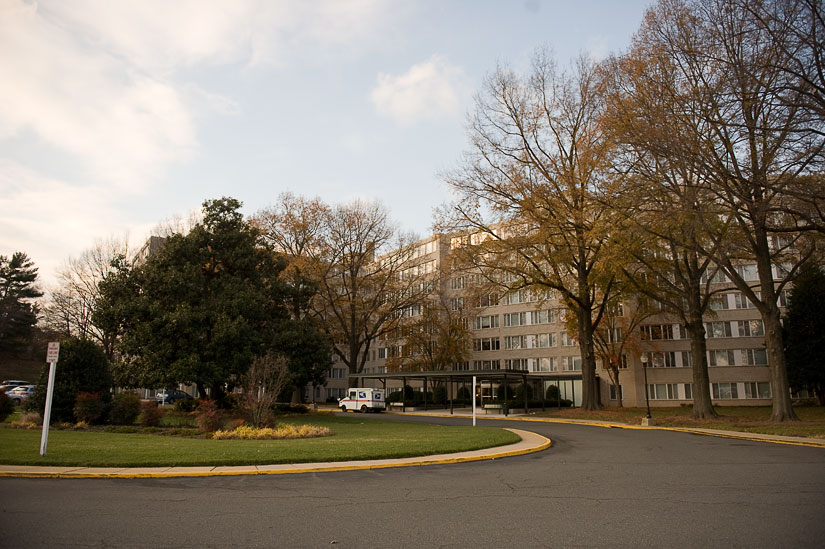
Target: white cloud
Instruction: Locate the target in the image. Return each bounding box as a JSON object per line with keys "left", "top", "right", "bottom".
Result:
{"left": 0, "top": 0, "right": 197, "bottom": 190}
{"left": 0, "top": 160, "right": 129, "bottom": 286}
{"left": 371, "top": 55, "right": 470, "bottom": 126}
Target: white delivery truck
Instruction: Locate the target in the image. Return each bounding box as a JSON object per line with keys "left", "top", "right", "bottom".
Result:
{"left": 338, "top": 388, "right": 386, "bottom": 413}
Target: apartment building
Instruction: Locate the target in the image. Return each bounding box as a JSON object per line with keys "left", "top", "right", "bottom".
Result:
{"left": 319, "top": 232, "right": 780, "bottom": 408}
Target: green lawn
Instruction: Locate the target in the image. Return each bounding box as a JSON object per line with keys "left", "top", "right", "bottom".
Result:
{"left": 533, "top": 405, "right": 825, "bottom": 438}
{"left": 0, "top": 414, "right": 520, "bottom": 467}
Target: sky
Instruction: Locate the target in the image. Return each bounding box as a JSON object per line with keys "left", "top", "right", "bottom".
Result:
{"left": 0, "top": 0, "right": 652, "bottom": 287}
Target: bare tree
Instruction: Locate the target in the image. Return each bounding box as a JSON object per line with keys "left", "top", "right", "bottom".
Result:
{"left": 635, "top": 0, "right": 825, "bottom": 420}
{"left": 241, "top": 353, "right": 291, "bottom": 427}
{"left": 255, "top": 196, "right": 428, "bottom": 378}
{"left": 441, "top": 52, "right": 618, "bottom": 410}
{"left": 40, "top": 235, "right": 131, "bottom": 358}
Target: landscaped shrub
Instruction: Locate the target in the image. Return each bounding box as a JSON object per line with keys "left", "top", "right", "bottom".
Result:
{"left": 212, "top": 423, "right": 332, "bottom": 440}
{"left": 275, "top": 403, "right": 309, "bottom": 414}
{"left": 26, "top": 337, "right": 112, "bottom": 424}
{"left": 140, "top": 400, "right": 163, "bottom": 427}
{"left": 496, "top": 384, "right": 514, "bottom": 400}
{"left": 515, "top": 383, "right": 534, "bottom": 401}
{"left": 546, "top": 384, "right": 560, "bottom": 402}
{"left": 73, "top": 392, "right": 107, "bottom": 424}
{"left": 0, "top": 393, "right": 14, "bottom": 422}
{"left": 174, "top": 398, "right": 198, "bottom": 412}
{"left": 109, "top": 393, "right": 141, "bottom": 425}
{"left": 195, "top": 399, "right": 222, "bottom": 432}
{"left": 10, "top": 411, "right": 41, "bottom": 429}
{"left": 433, "top": 385, "right": 447, "bottom": 404}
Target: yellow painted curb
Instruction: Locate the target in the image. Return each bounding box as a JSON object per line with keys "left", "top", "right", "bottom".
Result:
{"left": 0, "top": 428, "right": 551, "bottom": 479}
{"left": 393, "top": 411, "right": 825, "bottom": 449}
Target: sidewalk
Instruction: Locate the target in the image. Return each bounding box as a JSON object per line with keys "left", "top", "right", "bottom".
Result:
{"left": 0, "top": 428, "right": 550, "bottom": 479}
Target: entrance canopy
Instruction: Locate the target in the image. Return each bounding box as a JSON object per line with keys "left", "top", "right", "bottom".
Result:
{"left": 350, "top": 369, "right": 584, "bottom": 414}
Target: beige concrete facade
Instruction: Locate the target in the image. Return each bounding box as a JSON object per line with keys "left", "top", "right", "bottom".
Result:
{"left": 319, "top": 233, "right": 779, "bottom": 408}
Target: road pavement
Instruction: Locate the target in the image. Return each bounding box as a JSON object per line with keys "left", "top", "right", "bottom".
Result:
{"left": 2, "top": 413, "right": 824, "bottom": 548}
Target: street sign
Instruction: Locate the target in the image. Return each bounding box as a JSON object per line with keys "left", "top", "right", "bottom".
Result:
{"left": 46, "top": 341, "right": 60, "bottom": 363}
{"left": 41, "top": 342, "right": 60, "bottom": 456}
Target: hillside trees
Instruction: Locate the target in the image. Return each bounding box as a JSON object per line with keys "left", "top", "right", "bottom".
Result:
{"left": 442, "top": 52, "right": 618, "bottom": 410}
{"left": 628, "top": 0, "right": 825, "bottom": 420}
{"left": 0, "top": 252, "right": 42, "bottom": 354}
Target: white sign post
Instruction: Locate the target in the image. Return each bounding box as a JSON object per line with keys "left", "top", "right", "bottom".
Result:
{"left": 472, "top": 375, "right": 477, "bottom": 427}
{"left": 40, "top": 342, "right": 60, "bottom": 456}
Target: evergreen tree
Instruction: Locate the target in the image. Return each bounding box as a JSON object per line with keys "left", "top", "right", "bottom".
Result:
{"left": 0, "top": 252, "right": 43, "bottom": 353}
{"left": 785, "top": 263, "right": 825, "bottom": 406}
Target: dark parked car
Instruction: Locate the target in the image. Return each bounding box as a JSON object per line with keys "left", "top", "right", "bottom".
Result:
{"left": 155, "top": 389, "right": 194, "bottom": 405}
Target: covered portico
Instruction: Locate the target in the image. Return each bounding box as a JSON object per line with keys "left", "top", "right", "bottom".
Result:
{"left": 350, "top": 369, "right": 584, "bottom": 416}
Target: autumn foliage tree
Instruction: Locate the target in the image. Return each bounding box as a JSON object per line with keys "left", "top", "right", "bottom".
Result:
{"left": 442, "top": 52, "right": 618, "bottom": 410}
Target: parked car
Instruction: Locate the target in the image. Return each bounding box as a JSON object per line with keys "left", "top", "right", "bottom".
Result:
{"left": 0, "top": 380, "right": 31, "bottom": 393}
{"left": 5, "top": 385, "right": 36, "bottom": 405}
{"left": 155, "top": 389, "right": 194, "bottom": 405}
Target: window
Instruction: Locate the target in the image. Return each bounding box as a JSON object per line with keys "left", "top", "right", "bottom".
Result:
{"left": 743, "top": 348, "right": 767, "bottom": 366}
{"left": 734, "top": 292, "right": 756, "bottom": 309}
{"left": 618, "top": 355, "right": 628, "bottom": 369}
{"left": 607, "top": 328, "right": 622, "bottom": 343}
{"left": 530, "top": 309, "right": 552, "bottom": 325}
{"left": 609, "top": 385, "right": 623, "bottom": 401}
{"left": 646, "top": 351, "right": 678, "bottom": 368}
{"left": 560, "top": 333, "right": 577, "bottom": 347}
{"left": 648, "top": 383, "right": 680, "bottom": 400}
{"left": 681, "top": 352, "right": 693, "bottom": 368}
{"left": 503, "top": 312, "right": 526, "bottom": 327}
{"left": 504, "top": 335, "right": 524, "bottom": 350}
{"left": 378, "top": 348, "right": 386, "bottom": 359}
{"left": 641, "top": 324, "right": 675, "bottom": 340}
{"left": 684, "top": 383, "right": 692, "bottom": 400}
{"left": 328, "top": 368, "right": 346, "bottom": 379}
{"left": 706, "top": 321, "right": 732, "bottom": 338}
{"left": 710, "top": 294, "right": 732, "bottom": 310}
{"left": 708, "top": 350, "right": 736, "bottom": 366}
{"left": 477, "top": 294, "right": 498, "bottom": 307}
{"left": 473, "top": 337, "right": 500, "bottom": 351}
{"left": 450, "top": 297, "right": 464, "bottom": 311}
{"left": 712, "top": 382, "right": 739, "bottom": 399}
{"left": 473, "top": 360, "right": 501, "bottom": 370}
{"left": 562, "top": 356, "right": 581, "bottom": 371}
{"left": 450, "top": 276, "right": 466, "bottom": 290}
{"left": 474, "top": 314, "right": 500, "bottom": 329}
{"left": 744, "top": 382, "right": 771, "bottom": 399}
{"left": 734, "top": 264, "right": 758, "bottom": 281}
{"left": 737, "top": 320, "right": 764, "bottom": 337}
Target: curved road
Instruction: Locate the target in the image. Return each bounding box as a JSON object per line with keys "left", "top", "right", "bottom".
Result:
{"left": 2, "top": 414, "right": 824, "bottom": 548}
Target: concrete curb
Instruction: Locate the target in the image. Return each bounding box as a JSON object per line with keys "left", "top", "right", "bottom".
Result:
{"left": 387, "top": 410, "right": 825, "bottom": 449}
{"left": 0, "top": 428, "right": 551, "bottom": 479}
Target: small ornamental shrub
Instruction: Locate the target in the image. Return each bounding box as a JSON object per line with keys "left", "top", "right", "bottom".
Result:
{"left": 432, "top": 385, "right": 447, "bottom": 404}
{"left": 195, "top": 399, "right": 222, "bottom": 432}
{"left": 140, "top": 401, "right": 163, "bottom": 427}
{"left": 212, "top": 423, "right": 332, "bottom": 440}
{"left": 109, "top": 392, "right": 141, "bottom": 425}
{"left": 74, "top": 392, "right": 106, "bottom": 424}
{"left": 174, "top": 398, "right": 198, "bottom": 412}
{"left": 10, "top": 411, "right": 41, "bottom": 429}
{"left": 0, "top": 393, "right": 14, "bottom": 422}
{"left": 275, "top": 403, "right": 309, "bottom": 414}
{"left": 546, "top": 384, "right": 561, "bottom": 402}
{"left": 74, "top": 421, "right": 89, "bottom": 430}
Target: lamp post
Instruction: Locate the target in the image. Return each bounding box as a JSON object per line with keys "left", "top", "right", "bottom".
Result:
{"left": 641, "top": 354, "right": 652, "bottom": 420}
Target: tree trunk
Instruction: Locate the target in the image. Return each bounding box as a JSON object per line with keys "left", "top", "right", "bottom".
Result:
{"left": 576, "top": 305, "right": 601, "bottom": 411}
{"left": 685, "top": 317, "right": 717, "bottom": 419}
{"left": 764, "top": 310, "right": 798, "bottom": 421}
{"left": 195, "top": 381, "right": 207, "bottom": 399}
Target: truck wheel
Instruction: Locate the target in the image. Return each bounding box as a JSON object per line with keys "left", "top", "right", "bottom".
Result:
{"left": 340, "top": 405, "right": 347, "bottom": 413}
{"left": 360, "top": 405, "right": 368, "bottom": 413}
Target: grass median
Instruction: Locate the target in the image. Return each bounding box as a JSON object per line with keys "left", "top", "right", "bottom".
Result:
{"left": 0, "top": 414, "right": 521, "bottom": 467}
{"left": 532, "top": 405, "right": 825, "bottom": 439}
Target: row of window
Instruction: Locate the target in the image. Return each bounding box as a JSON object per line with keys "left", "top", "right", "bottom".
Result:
{"left": 640, "top": 320, "right": 767, "bottom": 340}
{"left": 608, "top": 382, "right": 772, "bottom": 401}
{"left": 643, "top": 349, "right": 767, "bottom": 368}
